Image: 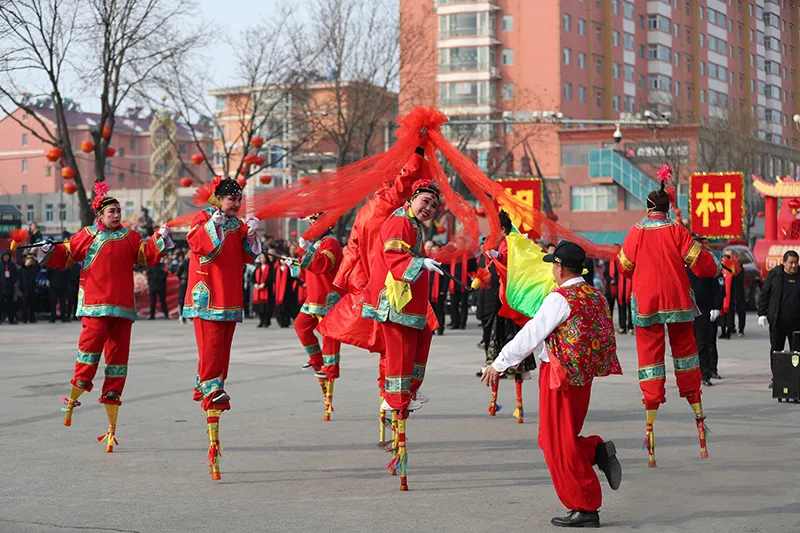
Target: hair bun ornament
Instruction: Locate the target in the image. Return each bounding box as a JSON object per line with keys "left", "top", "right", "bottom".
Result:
{"left": 91, "top": 179, "right": 110, "bottom": 213}
{"left": 657, "top": 164, "right": 672, "bottom": 190}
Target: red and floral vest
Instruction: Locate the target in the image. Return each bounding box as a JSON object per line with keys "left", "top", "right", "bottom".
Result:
{"left": 544, "top": 282, "right": 622, "bottom": 387}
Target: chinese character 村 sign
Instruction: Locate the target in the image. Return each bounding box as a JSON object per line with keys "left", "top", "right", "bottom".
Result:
{"left": 495, "top": 178, "right": 542, "bottom": 235}
{"left": 689, "top": 172, "right": 744, "bottom": 238}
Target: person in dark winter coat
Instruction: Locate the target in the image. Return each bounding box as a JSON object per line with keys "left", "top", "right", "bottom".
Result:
{"left": 19, "top": 254, "right": 39, "bottom": 323}
{"left": 0, "top": 250, "right": 19, "bottom": 324}
{"left": 172, "top": 250, "right": 190, "bottom": 324}
{"left": 757, "top": 250, "right": 800, "bottom": 388}
{"left": 147, "top": 256, "right": 170, "bottom": 319}
{"left": 688, "top": 236, "right": 726, "bottom": 385}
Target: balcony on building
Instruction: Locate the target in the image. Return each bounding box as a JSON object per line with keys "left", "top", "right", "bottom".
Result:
{"left": 438, "top": 9, "right": 499, "bottom": 48}
{"left": 436, "top": 0, "right": 499, "bottom": 17}
{"left": 438, "top": 80, "right": 497, "bottom": 116}
{"left": 437, "top": 45, "right": 500, "bottom": 83}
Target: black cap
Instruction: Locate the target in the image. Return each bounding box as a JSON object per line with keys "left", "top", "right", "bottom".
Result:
{"left": 543, "top": 240, "right": 586, "bottom": 270}
{"left": 215, "top": 177, "right": 243, "bottom": 197}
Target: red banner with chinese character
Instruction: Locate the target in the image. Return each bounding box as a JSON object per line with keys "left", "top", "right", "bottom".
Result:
{"left": 495, "top": 178, "right": 542, "bottom": 236}
{"left": 689, "top": 172, "right": 745, "bottom": 238}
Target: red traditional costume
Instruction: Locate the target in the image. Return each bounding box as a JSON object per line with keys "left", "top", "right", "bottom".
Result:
{"left": 617, "top": 166, "right": 720, "bottom": 466}
{"left": 43, "top": 181, "right": 170, "bottom": 452}
{"left": 183, "top": 177, "right": 261, "bottom": 480}
{"left": 290, "top": 222, "right": 343, "bottom": 420}
{"left": 493, "top": 241, "right": 622, "bottom": 527}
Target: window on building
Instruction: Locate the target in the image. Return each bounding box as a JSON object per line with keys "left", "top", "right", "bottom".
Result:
{"left": 118, "top": 172, "right": 125, "bottom": 184}
{"left": 21, "top": 133, "right": 27, "bottom": 146}
{"left": 624, "top": 64, "right": 634, "bottom": 81}
{"left": 501, "top": 49, "right": 514, "bottom": 65}
{"left": 579, "top": 86, "right": 587, "bottom": 103}
{"left": 596, "top": 89, "right": 603, "bottom": 108}
{"left": 26, "top": 205, "right": 34, "bottom": 223}
{"left": 45, "top": 204, "right": 54, "bottom": 222}
{"left": 639, "top": 75, "right": 645, "bottom": 89}
{"left": 578, "top": 52, "right": 586, "bottom": 69}
{"left": 21, "top": 159, "right": 27, "bottom": 173}
{"left": 596, "top": 24, "right": 602, "bottom": 43}
{"left": 700, "top": 89, "right": 706, "bottom": 103}
{"left": 571, "top": 185, "right": 618, "bottom": 212}
{"left": 612, "top": 0, "right": 619, "bottom": 15}
{"left": 214, "top": 125, "right": 225, "bottom": 139}
{"left": 613, "top": 95, "right": 620, "bottom": 111}
{"left": 563, "top": 48, "right": 571, "bottom": 65}
{"left": 502, "top": 14, "right": 513, "bottom": 32}
{"left": 596, "top": 58, "right": 602, "bottom": 75}
{"left": 564, "top": 82, "right": 572, "bottom": 100}
{"left": 638, "top": 44, "right": 645, "bottom": 59}
{"left": 129, "top": 137, "right": 136, "bottom": 151}
{"left": 502, "top": 83, "right": 514, "bottom": 100}
{"left": 623, "top": 1, "right": 634, "bottom": 19}
{"left": 647, "top": 14, "right": 670, "bottom": 32}
{"left": 675, "top": 81, "right": 680, "bottom": 96}
{"left": 700, "top": 61, "right": 705, "bottom": 75}
{"left": 674, "top": 23, "right": 679, "bottom": 37}
{"left": 699, "top": 33, "right": 705, "bottom": 48}
{"left": 638, "top": 14, "right": 644, "bottom": 28}
{"left": 674, "top": 52, "right": 680, "bottom": 66}
{"left": 648, "top": 44, "right": 671, "bottom": 62}
{"left": 624, "top": 95, "right": 635, "bottom": 112}
{"left": 648, "top": 74, "right": 672, "bottom": 91}
{"left": 59, "top": 203, "right": 66, "bottom": 222}
{"left": 612, "top": 63, "right": 620, "bottom": 79}
{"left": 117, "top": 147, "right": 125, "bottom": 158}
{"left": 623, "top": 32, "right": 634, "bottom": 50}
{"left": 612, "top": 30, "right": 619, "bottom": 47}
{"left": 699, "top": 6, "right": 704, "bottom": 19}
{"left": 563, "top": 14, "right": 571, "bottom": 31}
{"left": 45, "top": 165, "right": 51, "bottom": 177}
{"left": 578, "top": 18, "right": 586, "bottom": 35}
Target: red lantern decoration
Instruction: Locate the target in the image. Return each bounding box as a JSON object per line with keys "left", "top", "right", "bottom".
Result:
{"left": 260, "top": 175, "right": 272, "bottom": 185}
{"left": 673, "top": 208, "right": 682, "bottom": 216}
{"left": 237, "top": 176, "right": 247, "bottom": 187}
{"left": 190, "top": 153, "right": 205, "bottom": 165}
{"left": 254, "top": 156, "right": 265, "bottom": 166}
{"left": 290, "top": 231, "right": 298, "bottom": 238}
{"left": 63, "top": 182, "right": 77, "bottom": 195}
{"left": 299, "top": 176, "right": 312, "bottom": 185}
{"left": 101, "top": 125, "right": 111, "bottom": 139}
{"left": 476, "top": 208, "right": 486, "bottom": 217}
{"left": 757, "top": 211, "right": 765, "bottom": 217}
{"left": 106, "top": 147, "right": 116, "bottom": 157}
{"left": 436, "top": 225, "right": 447, "bottom": 234}
{"left": 244, "top": 154, "right": 258, "bottom": 166}
{"left": 80, "top": 141, "right": 94, "bottom": 153}
{"left": 675, "top": 215, "right": 683, "bottom": 224}
{"left": 61, "top": 167, "right": 75, "bottom": 180}
{"left": 46, "top": 147, "right": 64, "bottom": 162}
{"left": 180, "top": 177, "right": 193, "bottom": 187}
{"left": 250, "top": 137, "right": 264, "bottom": 148}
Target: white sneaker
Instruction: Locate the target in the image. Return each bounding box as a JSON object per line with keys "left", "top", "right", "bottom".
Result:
{"left": 313, "top": 370, "right": 327, "bottom": 379}
{"left": 412, "top": 391, "right": 430, "bottom": 403}
{"left": 380, "top": 398, "right": 423, "bottom": 412}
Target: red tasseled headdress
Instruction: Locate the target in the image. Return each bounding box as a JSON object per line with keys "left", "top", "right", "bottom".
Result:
{"left": 193, "top": 176, "right": 223, "bottom": 209}
{"left": 9, "top": 228, "right": 29, "bottom": 251}
{"left": 91, "top": 180, "right": 118, "bottom": 215}
{"left": 657, "top": 164, "right": 676, "bottom": 206}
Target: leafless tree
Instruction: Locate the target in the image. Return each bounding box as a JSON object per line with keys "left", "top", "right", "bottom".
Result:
{"left": 0, "top": 0, "right": 204, "bottom": 225}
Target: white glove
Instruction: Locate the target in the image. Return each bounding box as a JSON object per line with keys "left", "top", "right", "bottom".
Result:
{"left": 34, "top": 242, "right": 52, "bottom": 261}
{"left": 246, "top": 217, "right": 260, "bottom": 236}
{"left": 210, "top": 209, "right": 225, "bottom": 227}
{"left": 758, "top": 316, "right": 768, "bottom": 329}
{"left": 486, "top": 249, "right": 499, "bottom": 259}
{"left": 709, "top": 309, "right": 720, "bottom": 322}
{"left": 423, "top": 258, "right": 443, "bottom": 275}
{"left": 158, "top": 224, "right": 170, "bottom": 238}
{"left": 298, "top": 237, "right": 311, "bottom": 250}
{"left": 282, "top": 257, "right": 294, "bottom": 266}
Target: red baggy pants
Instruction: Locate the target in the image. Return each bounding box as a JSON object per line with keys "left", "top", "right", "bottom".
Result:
{"left": 380, "top": 321, "right": 432, "bottom": 411}
{"left": 73, "top": 317, "right": 133, "bottom": 406}
{"left": 294, "top": 311, "right": 341, "bottom": 379}
{"left": 192, "top": 319, "right": 237, "bottom": 410}
{"left": 538, "top": 362, "right": 603, "bottom": 513}
{"left": 635, "top": 321, "right": 701, "bottom": 407}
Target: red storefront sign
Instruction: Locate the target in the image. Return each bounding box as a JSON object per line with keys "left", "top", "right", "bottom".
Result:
{"left": 496, "top": 178, "right": 542, "bottom": 235}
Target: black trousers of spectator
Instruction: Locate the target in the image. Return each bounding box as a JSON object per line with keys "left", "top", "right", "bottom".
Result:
{"left": 606, "top": 295, "right": 616, "bottom": 322}
{"left": 149, "top": 286, "right": 168, "bottom": 318}
{"left": 694, "top": 313, "right": 719, "bottom": 380}
{"left": 735, "top": 297, "right": 746, "bottom": 333}
{"left": 22, "top": 292, "right": 37, "bottom": 323}
{"left": 67, "top": 284, "right": 79, "bottom": 317}
{"left": 433, "top": 298, "right": 446, "bottom": 335}
{"left": 50, "top": 283, "right": 68, "bottom": 322}
{"left": 618, "top": 303, "right": 632, "bottom": 332}
{"left": 177, "top": 281, "right": 188, "bottom": 317}
{"left": 769, "top": 320, "right": 800, "bottom": 378}
{"left": 0, "top": 294, "right": 16, "bottom": 324}
{"left": 449, "top": 291, "right": 469, "bottom": 329}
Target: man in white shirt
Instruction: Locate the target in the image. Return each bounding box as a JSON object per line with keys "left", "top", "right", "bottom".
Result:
{"left": 482, "top": 241, "right": 623, "bottom": 528}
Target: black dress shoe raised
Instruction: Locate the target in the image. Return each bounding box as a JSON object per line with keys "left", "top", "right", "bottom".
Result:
{"left": 210, "top": 391, "right": 230, "bottom": 404}
{"left": 711, "top": 371, "right": 722, "bottom": 380}
{"left": 595, "top": 440, "right": 622, "bottom": 490}
{"left": 702, "top": 379, "right": 714, "bottom": 387}
{"left": 551, "top": 510, "right": 600, "bottom": 528}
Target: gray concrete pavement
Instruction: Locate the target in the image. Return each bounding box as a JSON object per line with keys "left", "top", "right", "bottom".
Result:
{"left": 1, "top": 313, "right": 798, "bottom": 533}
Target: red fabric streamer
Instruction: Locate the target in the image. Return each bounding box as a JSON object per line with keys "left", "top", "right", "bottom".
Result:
{"left": 9, "top": 229, "right": 29, "bottom": 251}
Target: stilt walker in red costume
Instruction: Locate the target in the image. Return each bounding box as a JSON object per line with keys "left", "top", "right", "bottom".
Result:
{"left": 361, "top": 180, "right": 444, "bottom": 491}
{"left": 484, "top": 210, "right": 534, "bottom": 422}
{"left": 36, "top": 180, "right": 171, "bottom": 452}
{"left": 288, "top": 212, "right": 343, "bottom": 420}
{"left": 483, "top": 241, "right": 622, "bottom": 528}
{"left": 183, "top": 177, "right": 261, "bottom": 480}
{"left": 618, "top": 165, "right": 720, "bottom": 467}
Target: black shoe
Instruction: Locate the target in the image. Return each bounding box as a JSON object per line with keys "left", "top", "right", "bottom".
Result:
{"left": 75, "top": 379, "right": 92, "bottom": 390}
{"left": 711, "top": 372, "right": 722, "bottom": 380}
{"left": 702, "top": 379, "right": 714, "bottom": 387}
{"left": 437, "top": 330, "right": 444, "bottom": 336}
{"left": 551, "top": 510, "right": 600, "bottom": 528}
{"left": 768, "top": 380, "right": 774, "bottom": 389}
{"left": 103, "top": 390, "right": 121, "bottom": 401}
{"left": 211, "top": 391, "right": 230, "bottom": 404}
{"left": 594, "top": 441, "right": 622, "bottom": 490}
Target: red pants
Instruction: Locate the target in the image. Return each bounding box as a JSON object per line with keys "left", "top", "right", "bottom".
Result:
{"left": 193, "top": 319, "right": 237, "bottom": 410}
{"left": 538, "top": 362, "right": 603, "bottom": 512}
{"left": 294, "top": 311, "right": 341, "bottom": 379}
{"left": 380, "top": 321, "right": 432, "bottom": 410}
{"left": 73, "top": 317, "right": 132, "bottom": 406}
{"left": 635, "top": 322, "right": 701, "bottom": 407}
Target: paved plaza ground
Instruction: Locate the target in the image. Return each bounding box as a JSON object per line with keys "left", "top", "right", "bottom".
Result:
{"left": 1, "top": 312, "right": 799, "bottom": 533}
